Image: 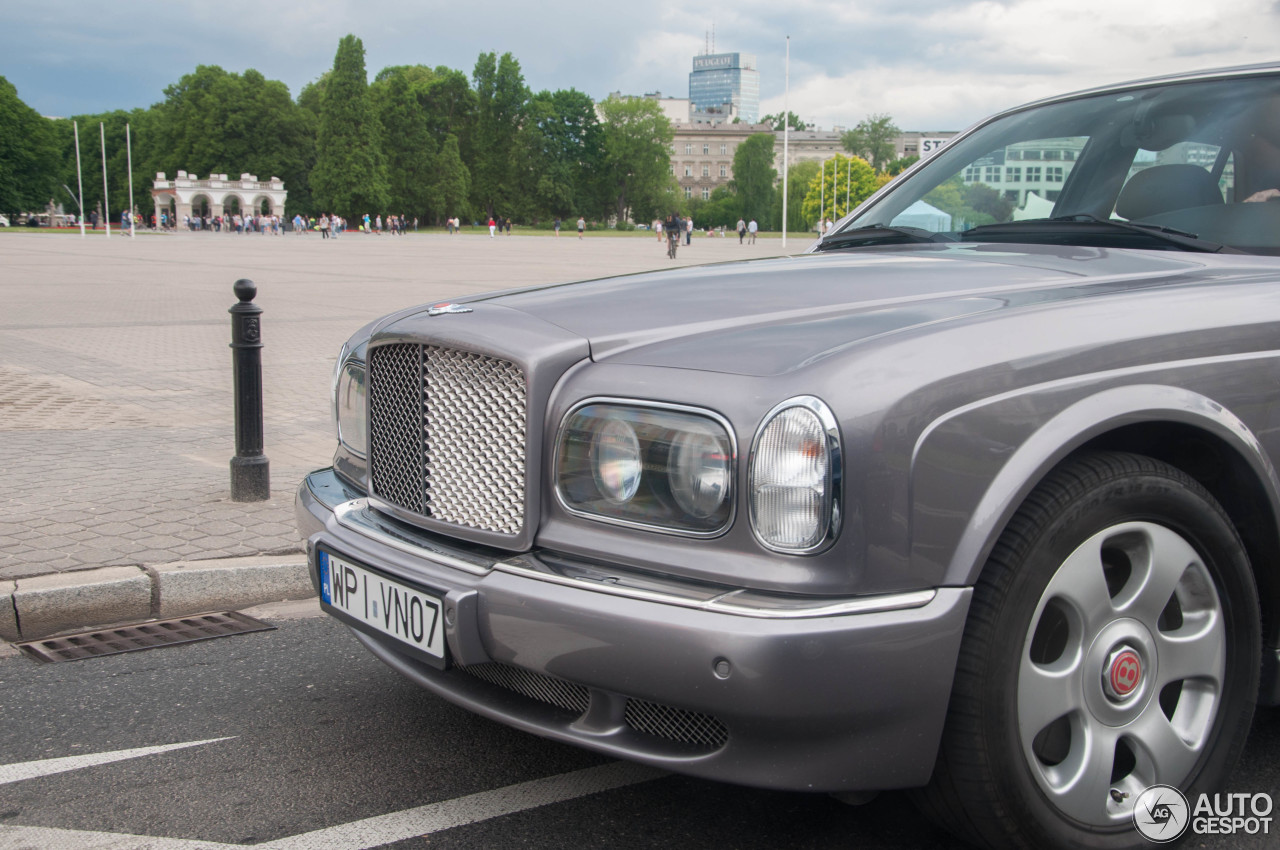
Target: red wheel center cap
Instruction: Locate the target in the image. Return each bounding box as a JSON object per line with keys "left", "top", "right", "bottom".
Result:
{"left": 1107, "top": 649, "right": 1143, "bottom": 698}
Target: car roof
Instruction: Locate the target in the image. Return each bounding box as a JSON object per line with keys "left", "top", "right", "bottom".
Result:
{"left": 996, "top": 62, "right": 1280, "bottom": 120}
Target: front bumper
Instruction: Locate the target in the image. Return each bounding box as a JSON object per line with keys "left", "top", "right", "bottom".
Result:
{"left": 297, "top": 468, "right": 970, "bottom": 792}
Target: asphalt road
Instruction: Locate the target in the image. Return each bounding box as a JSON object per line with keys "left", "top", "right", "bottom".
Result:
{"left": 1, "top": 605, "right": 1277, "bottom": 849}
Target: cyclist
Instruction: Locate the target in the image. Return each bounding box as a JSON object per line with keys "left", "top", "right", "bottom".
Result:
{"left": 664, "top": 213, "right": 682, "bottom": 259}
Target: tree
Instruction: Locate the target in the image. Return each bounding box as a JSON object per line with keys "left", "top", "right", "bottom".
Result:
{"left": 518, "top": 88, "right": 606, "bottom": 220}
{"left": 471, "top": 52, "right": 529, "bottom": 219}
{"left": 886, "top": 155, "right": 919, "bottom": 176}
{"left": 771, "top": 159, "right": 820, "bottom": 232}
{"left": 372, "top": 66, "right": 439, "bottom": 219}
{"left": 689, "top": 185, "right": 741, "bottom": 229}
{"left": 0, "top": 76, "right": 60, "bottom": 217}
{"left": 64, "top": 109, "right": 151, "bottom": 226}
{"left": 842, "top": 114, "right": 901, "bottom": 174}
{"left": 297, "top": 74, "right": 327, "bottom": 120}
{"left": 922, "top": 175, "right": 1012, "bottom": 230}
{"left": 311, "top": 35, "right": 389, "bottom": 219}
{"left": 761, "top": 111, "right": 808, "bottom": 132}
{"left": 801, "top": 153, "right": 880, "bottom": 223}
{"left": 154, "top": 65, "right": 317, "bottom": 215}
{"left": 731, "top": 132, "right": 777, "bottom": 225}
{"left": 430, "top": 134, "right": 470, "bottom": 223}
{"left": 597, "top": 96, "right": 676, "bottom": 223}
{"left": 418, "top": 67, "right": 476, "bottom": 146}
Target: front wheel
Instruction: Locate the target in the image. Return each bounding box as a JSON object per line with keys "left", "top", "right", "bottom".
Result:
{"left": 917, "top": 452, "right": 1260, "bottom": 849}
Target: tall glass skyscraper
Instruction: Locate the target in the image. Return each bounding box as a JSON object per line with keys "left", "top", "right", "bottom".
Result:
{"left": 688, "top": 53, "right": 759, "bottom": 124}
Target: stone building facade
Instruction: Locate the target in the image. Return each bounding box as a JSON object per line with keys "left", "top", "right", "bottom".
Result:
{"left": 151, "top": 171, "right": 287, "bottom": 224}
{"left": 669, "top": 123, "right": 774, "bottom": 201}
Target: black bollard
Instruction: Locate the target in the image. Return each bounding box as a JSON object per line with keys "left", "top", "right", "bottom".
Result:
{"left": 229, "top": 278, "right": 270, "bottom": 501}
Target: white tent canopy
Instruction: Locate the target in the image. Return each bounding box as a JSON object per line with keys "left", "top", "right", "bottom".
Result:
{"left": 891, "top": 199, "right": 952, "bottom": 232}
{"left": 1013, "top": 191, "right": 1056, "bottom": 221}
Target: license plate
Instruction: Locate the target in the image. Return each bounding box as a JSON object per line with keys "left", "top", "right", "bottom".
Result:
{"left": 318, "top": 549, "right": 447, "bottom": 665}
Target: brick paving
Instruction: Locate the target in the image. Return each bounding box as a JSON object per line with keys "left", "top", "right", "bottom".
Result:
{"left": 0, "top": 228, "right": 792, "bottom": 580}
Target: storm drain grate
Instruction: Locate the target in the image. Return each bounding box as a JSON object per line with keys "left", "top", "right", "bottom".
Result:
{"left": 15, "top": 612, "right": 276, "bottom": 663}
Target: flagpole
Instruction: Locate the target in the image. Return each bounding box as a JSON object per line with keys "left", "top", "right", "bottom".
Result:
{"left": 820, "top": 158, "right": 825, "bottom": 234}
{"left": 834, "top": 155, "right": 840, "bottom": 218}
{"left": 100, "top": 123, "right": 110, "bottom": 239}
{"left": 781, "top": 35, "right": 789, "bottom": 249}
{"left": 126, "top": 123, "right": 135, "bottom": 238}
{"left": 74, "top": 121, "right": 86, "bottom": 238}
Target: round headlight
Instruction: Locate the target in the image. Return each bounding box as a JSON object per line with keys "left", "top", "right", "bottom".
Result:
{"left": 670, "top": 423, "right": 731, "bottom": 518}
{"left": 592, "top": 417, "right": 642, "bottom": 504}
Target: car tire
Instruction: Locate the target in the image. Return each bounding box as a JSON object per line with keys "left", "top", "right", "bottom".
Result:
{"left": 915, "top": 451, "right": 1260, "bottom": 849}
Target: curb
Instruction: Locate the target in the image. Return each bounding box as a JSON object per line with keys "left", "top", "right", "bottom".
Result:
{"left": 0, "top": 555, "right": 315, "bottom": 642}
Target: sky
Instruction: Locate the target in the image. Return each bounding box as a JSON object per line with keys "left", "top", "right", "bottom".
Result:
{"left": 3, "top": 0, "right": 1278, "bottom": 132}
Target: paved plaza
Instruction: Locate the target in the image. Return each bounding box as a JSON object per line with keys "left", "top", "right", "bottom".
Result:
{"left": 0, "top": 228, "right": 795, "bottom": 582}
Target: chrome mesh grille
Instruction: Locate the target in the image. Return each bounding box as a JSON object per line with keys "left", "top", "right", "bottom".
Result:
{"left": 369, "top": 343, "right": 526, "bottom": 535}
{"left": 461, "top": 662, "right": 590, "bottom": 714}
{"left": 625, "top": 698, "right": 729, "bottom": 749}
{"left": 369, "top": 345, "right": 426, "bottom": 513}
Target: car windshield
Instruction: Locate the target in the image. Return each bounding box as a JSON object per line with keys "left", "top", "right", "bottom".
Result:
{"left": 834, "top": 73, "right": 1280, "bottom": 255}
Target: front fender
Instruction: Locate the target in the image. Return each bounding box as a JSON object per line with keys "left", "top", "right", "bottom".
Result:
{"left": 909, "top": 383, "right": 1280, "bottom": 589}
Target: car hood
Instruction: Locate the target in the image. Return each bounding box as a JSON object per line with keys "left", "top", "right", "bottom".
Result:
{"left": 469, "top": 244, "right": 1267, "bottom": 377}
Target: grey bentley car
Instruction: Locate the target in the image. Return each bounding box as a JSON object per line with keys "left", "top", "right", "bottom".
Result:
{"left": 297, "top": 64, "right": 1280, "bottom": 848}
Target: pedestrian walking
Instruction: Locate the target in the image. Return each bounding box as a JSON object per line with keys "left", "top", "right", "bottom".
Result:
{"left": 748, "top": 218, "right": 758, "bottom": 244}
{"left": 489, "top": 216, "right": 496, "bottom": 238}
{"left": 653, "top": 218, "right": 663, "bottom": 241}
{"left": 737, "top": 218, "right": 746, "bottom": 244}
{"left": 554, "top": 218, "right": 561, "bottom": 237}
{"left": 577, "top": 216, "right": 585, "bottom": 239}
{"left": 685, "top": 216, "right": 693, "bottom": 246}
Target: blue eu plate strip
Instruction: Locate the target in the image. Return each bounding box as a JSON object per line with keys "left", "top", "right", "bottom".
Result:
{"left": 319, "top": 551, "right": 332, "bottom": 604}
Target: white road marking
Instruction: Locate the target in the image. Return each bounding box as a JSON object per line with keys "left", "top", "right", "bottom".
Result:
{"left": 260, "top": 761, "right": 667, "bottom": 850}
{"left": 0, "top": 824, "right": 240, "bottom": 849}
{"left": 0, "top": 761, "right": 667, "bottom": 850}
{"left": 0, "top": 738, "right": 235, "bottom": 786}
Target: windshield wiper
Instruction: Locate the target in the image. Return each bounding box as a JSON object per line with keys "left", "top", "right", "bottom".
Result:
{"left": 962, "top": 214, "right": 1232, "bottom": 253}
{"left": 814, "top": 224, "right": 951, "bottom": 251}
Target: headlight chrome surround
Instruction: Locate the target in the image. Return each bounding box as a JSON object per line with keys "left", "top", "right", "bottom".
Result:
{"left": 333, "top": 345, "right": 368, "bottom": 459}
{"left": 555, "top": 399, "right": 736, "bottom": 537}
{"left": 748, "top": 396, "right": 842, "bottom": 554}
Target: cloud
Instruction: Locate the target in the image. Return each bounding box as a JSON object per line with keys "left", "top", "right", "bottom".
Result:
{"left": 1, "top": 0, "right": 1275, "bottom": 131}
{"left": 761, "top": 0, "right": 1275, "bottom": 128}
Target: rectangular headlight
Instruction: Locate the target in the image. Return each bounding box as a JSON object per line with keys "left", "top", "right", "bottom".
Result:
{"left": 555, "top": 401, "right": 735, "bottom": 536}
{"left": 334, "top": 359, "right": 367, "bottom": 458}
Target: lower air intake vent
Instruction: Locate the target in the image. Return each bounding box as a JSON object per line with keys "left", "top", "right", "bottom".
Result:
{"left": 460, "top": 661, "right": 729, "bottom": 750}
{"left": 625, "top": 698, "right": 730, "bottom": 749}
{"left": 461, "top": 662, "right": 589, "bottom": 715}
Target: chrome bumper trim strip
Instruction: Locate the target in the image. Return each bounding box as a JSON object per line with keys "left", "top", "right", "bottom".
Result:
{"left": 323, "top": 486, "right": 937, "bottom": 620}
{"left": 333, "top": 499, "right": 493, "bottom": 576}
{"left": 494, "top": 559, "right": 937, "bottom": 620}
